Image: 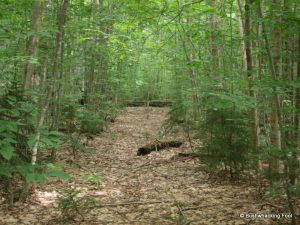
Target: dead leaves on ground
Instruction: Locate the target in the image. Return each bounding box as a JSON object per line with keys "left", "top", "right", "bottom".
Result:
{"left": 0, "top": 107, "right": 289, "bottom": 225}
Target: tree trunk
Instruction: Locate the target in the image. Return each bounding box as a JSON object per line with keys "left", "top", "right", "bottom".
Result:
{"left": 244, "top": 0, "right": 259, "bottom": 160}
{"left": 290, "top": 34, "right": 300, "bottom": 184}
{"left": 52, "top": 0, "right": 70, "bottom": 87}
{"left": 269, "top": 0, "right": 282, "bottom": 174}
{"left": 23, "top": 0, "right": 43, "bottom": 92}
{"left": 258, "top": 1, "right": 282, "bottom": 175}
{"left": 31, "top": 0, "right": 70, "bottom": 164}
{"left": 237, "top": 0, "right": 247, "bottom": 70}
{"left": 208, "top": 0, "right": 221, "bottom": 77}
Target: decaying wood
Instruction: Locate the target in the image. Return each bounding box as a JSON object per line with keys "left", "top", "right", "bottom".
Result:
{"left": 137, "top": 140, "right": 183, "bottom": 156}
{"left": 125, "top": 100, "right": 172, "bottom": 107}
{"left": 177, "top": 152, "right": 196, "bottom": 157}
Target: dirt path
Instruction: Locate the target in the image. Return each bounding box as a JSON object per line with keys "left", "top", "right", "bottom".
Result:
{"left": 0, "top": 107, "right": 277, "bottom": 225}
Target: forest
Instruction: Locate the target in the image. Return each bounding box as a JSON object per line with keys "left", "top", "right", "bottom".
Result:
{"left": 0, "top": 0, "right": 299, "bottom": 224}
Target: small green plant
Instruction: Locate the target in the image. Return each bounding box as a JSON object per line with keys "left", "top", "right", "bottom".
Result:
{"left": 172, "top": 201, "right": 188, "bottom": 225}
{"left": 199, "top": 108, "right": 251, "bottom": 178}
{"left": 60, "top": 100, "right": 78, "bottom": 133}
{"left": 143, "top": 131, "right": 151, "bottom": 141}
{"left": 83, "top": 172, "right": 103, "bottom": 186}
{"left": 79, "top": 110, "right": 105, "bottom": 145}
{"left": 58, "top": 187, "right": 97, "bottom": 222}
{"left": 69, "top": 135, "right": 96, "bottom": 159}
{"left": 58, "top": 188, "right": 82, "bottom": 221}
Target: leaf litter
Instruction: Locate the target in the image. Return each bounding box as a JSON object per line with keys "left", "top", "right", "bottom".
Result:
{"left": 0, "top": 107, "right": 294, "bottom": 225}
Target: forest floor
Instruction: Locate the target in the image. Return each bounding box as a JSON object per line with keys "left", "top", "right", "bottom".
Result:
{"left": 0, "top": 107, "right": 292, "bottom": 225}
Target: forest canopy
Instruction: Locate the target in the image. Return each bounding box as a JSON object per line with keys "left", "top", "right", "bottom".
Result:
{"left": 0, "top": 0, "right": 299, "bottom": 224}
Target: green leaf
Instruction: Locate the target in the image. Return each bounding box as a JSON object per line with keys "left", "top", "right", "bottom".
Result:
{"left": 6, "top": 122, "right": 18, "bottom": 132}
{"left": 48, "top": 131, "right": 63, "bottom": 136}
{"left": 0, "top": 120, "right": 7, "bottom": 132}
{"left": 15, "top": 164, "right": 35, "bottom": 178}
{"left": 83, "top": 172, "right": 102, "bottom": 185}
{"left": 0, "top": 145, "right": 14, "bottom": 160}
{"left": 0, "top": 165, "right": 12, "bottom": 177}
{"left": 25, "top": 173, "right": 36, "bottom": 183}
{"left": 36, "top": 174, "right": 47, "bottom": 184}
{"left": 2, "top": 136, "right": 17, "bottom": 144}
{"left": 46, "top": 169, "right": 71, "bottom": 180}
{"left": 27, "top": 134, "right": 36, "bottom": 149}
{"left": 10, "top": 109, "right": 20, "bottom": 117}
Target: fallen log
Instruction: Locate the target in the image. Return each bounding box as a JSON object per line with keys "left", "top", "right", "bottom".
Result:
{"left": 137, "top": 140, "right": 183, "bottom": 156}
{"left": 178, "top": 153, "right": 194, "bottom": 157}
{"left": 125, "top": 100, "right": 172, "bottom": 107}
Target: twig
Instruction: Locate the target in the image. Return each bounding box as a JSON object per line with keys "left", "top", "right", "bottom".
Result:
{"left": 260, "top": 203, "right": 282, "bottom": 210}
{"left": 137, "top": 161, "right": 152, "bottom": 168}
{"left": 89, "top": 200, "right": 171, "bottom": 208}
{"left": 183, "top": 201, "right": 251, "bottom": 211}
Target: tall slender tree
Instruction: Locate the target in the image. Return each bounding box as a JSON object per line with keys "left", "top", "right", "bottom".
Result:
{"left": 244, "top": 0, "right": 259, "bottom": 163}
{"left": 23, "top": 0, "right": 43, "bottom": 92}
{"left": 31, "top": 0, "right": 70, "bottom": 165}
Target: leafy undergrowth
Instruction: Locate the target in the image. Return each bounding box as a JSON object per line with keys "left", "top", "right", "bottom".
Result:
{"left": 0, "top": 107, "right": 297, "bottom": 225}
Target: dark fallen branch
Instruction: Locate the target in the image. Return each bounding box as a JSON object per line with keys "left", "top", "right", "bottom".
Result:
{"left": 125, "top": 100, "right": 172, "bottom": 107}
{"left": 178, "top": 153, "right": 194, "bottom": 157}
{"left": 137, "top": 140, "right": 183, "bottom": 156}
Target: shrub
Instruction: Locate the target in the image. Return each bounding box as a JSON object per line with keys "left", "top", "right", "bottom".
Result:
{"left": 58, "top": 187, "right": 97, "bottom": 221}
{"left": 199, "top": 108, "right": 251, "bottom": 178}
{"left": 0, "top": 83, "right": 69, "bottom": 204}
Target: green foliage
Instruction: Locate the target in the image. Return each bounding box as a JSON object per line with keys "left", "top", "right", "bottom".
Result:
{"left": 143, "top": 130, "right": 151, "bottom": 140}
{"left": 99, "top": 100, "right": 122, "bottom": 122}
{"left": 167, "top": 101, "right": 188, "bottom": 126}
{"left": 69, "top": 136, "right": 85, "bottom": 151}
{"left": 289, "top": 182, "right": 300, "bottom": 198}
{"left": 58, "top": 187, "right": 97, "bottom": 221}
{"left": 0, "top": 85, "right": 35, "bottom": 169}
{"left": 27, "top": 128, "right": 64, "bottom": 150}
{"left": 0, "top": 83, "right": 69, "bottom": 203}
{"left": 198, "top": 98, "right": 251, "bottom": 177}
{"left": 0, "top": 2, "right": 299, "bottom": 224}
{"left": 15, "top": 163, "right": 70, "bottom": 185}
{"left": 0, "top": 85, "right": 35, "bottom": 159}
{"left": 58, "top": 97, "right": 120, "bottom": 156}
{"left": 82, "top": 172, "right": 102, "bottom": 186}
{"left": 79, "top": 110, "right": 105, "bottom": 136}
{"left": 58, "top": 187, "right": 82, "bottom": 221}
{"left": 60, "top": 101, "right": 78, "bottom": 133}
